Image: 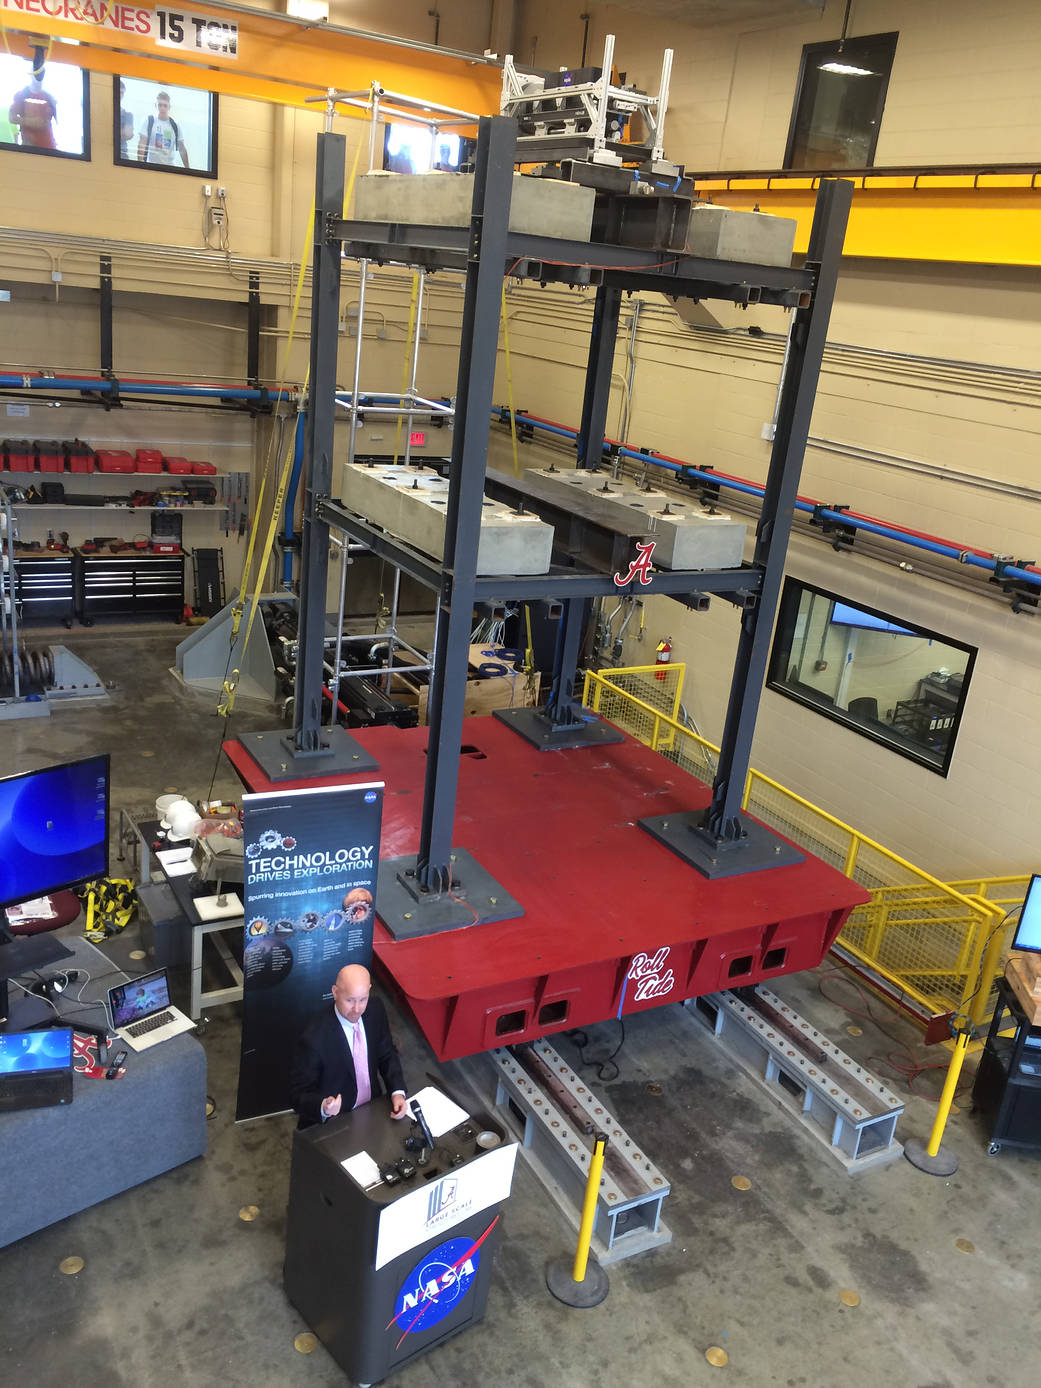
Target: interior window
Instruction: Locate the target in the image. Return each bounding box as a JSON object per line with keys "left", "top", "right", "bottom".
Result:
{"left": 784, "top": 32, "right": 898, "bottom": 170}
{"left": 767, "top": 580, "right": 976, "bottom": 776}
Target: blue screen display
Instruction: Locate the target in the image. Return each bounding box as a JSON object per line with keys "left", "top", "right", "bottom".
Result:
{"left": 0, "top": 1029, "right": 72, "bottom": 1073}
{"left": 1013, "top": 875, "right": 1041, "bottom": 954}
{"left": 0, "top": 755, "right": 109, "bottom": 909}
{"left": 831, "top": 602, "right": 914, "bottom": 636}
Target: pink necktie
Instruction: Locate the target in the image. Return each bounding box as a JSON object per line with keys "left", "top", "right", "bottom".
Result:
{"left": 352, "top": 1021, "right": 371, "bottom": 1108}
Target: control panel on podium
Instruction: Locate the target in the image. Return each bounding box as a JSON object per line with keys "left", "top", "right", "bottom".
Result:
{"left": 285, "top": 1086, "right": 517, "bottom": 1385}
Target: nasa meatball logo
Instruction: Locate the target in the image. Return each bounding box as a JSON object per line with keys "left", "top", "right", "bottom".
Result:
{"left": 392, "top": 1236, "right": 480, "bottom": 1337}
{"left": 364, "top": 790, "right": 378, "bottom": 804}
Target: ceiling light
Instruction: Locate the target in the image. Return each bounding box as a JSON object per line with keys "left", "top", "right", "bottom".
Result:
{"left": 819, "top": 60, "right": 873, "bottom": 75}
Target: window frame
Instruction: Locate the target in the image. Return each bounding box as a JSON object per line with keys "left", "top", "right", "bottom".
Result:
{"left": 766, "top": 578, "right": 977, "bottom": 777}
{"left": 783, "top": 30, "right": 899, "bottom": 171}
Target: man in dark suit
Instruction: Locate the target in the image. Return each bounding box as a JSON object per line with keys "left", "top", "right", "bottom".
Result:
{"left": 290, "top": 964, "right": 409, "bottom": 1129}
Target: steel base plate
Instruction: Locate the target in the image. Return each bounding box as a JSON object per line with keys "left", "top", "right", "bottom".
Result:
{"left": 493, "top": 706, "right": 625, "bottom": 751}
{"left": 638, "top": 809, "right": 805, "bottom": 879}
{"left": 235, "top": 726, "right": 379, "bottom": 782}
{"left": 545, "top": 1255, "right": 609, "bottom": 1308}
{"left": 377, "top": 849, "right": 524, "bottom": 938}
{"left": 903, "top": 1137, "right": 959, "bottom": 1176}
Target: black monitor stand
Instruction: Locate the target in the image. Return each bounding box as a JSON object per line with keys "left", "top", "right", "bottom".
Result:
{"left": 0, "top": 928, "right": 97, "bottom": 1037}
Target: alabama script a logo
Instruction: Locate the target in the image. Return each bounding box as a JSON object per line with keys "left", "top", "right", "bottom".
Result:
{"left": 614, "top": 540, "right": 656, "bottom": 587}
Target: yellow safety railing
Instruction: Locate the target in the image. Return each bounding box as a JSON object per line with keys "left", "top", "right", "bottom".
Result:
{"left": 581, "top": 666, "right": 1008, "bottom": 1031}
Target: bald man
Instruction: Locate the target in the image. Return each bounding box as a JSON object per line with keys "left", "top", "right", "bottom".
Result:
{"left": 290, "top": 964, "right": 408, "bottom": 1130}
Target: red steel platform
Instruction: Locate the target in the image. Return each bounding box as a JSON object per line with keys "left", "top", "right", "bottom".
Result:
{"left": 225, "top": 718, "right": 868, "bottom": 1061}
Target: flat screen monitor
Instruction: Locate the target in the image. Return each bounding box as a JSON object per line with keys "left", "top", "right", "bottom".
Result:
{"left": 0, "top": 1028, "right": 72, "bottom": 1073}
{"left": 0, "top": 755, "right": 109, "bottom": 911}
{"left": 830, "top": 601, "right": 913, "bottom": 636}
{"left": 383, "top": 122, "right": 473, "bottom": 174}
{"left": 0, "top": 52, "right": 90, "bottom": 161}
{"left": 1012, "top": 874, "right": 1041, "bottom": 955}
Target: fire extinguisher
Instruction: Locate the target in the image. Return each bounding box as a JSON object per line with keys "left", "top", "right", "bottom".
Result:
{"left": 655, "top": 636, "right": 672, "bottom": 682}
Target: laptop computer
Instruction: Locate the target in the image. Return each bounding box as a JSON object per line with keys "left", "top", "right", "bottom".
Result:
{"left": 0, "top": 1027, "right": 74, "bottom": 1112}
{"left": 1011, "top": 874, "right": 1041, "bottom": 955}
{"left": 107, "top": 968, "right": 195, "bottom": 1052}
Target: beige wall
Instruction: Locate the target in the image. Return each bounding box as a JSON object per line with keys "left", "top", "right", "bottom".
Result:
{"left": 2, "top": 4, "right": 1039, "bottom": 878}
{"left": 514, "top": 0, "right": 1041, "bottom": 168}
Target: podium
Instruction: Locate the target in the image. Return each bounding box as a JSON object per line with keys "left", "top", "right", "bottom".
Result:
{"left": 285, "top": 1094, "right": 517, "bottom": 1385}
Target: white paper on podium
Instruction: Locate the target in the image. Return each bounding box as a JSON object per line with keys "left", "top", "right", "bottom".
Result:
{"left": 341, "top": 1151, "right": 382, "bottom": 1189}
{"left": 157, "top": 848, "right": 194, "bottom": 877}
{"left": 407, "top": 1085, "right": 469, "bottom": 1138}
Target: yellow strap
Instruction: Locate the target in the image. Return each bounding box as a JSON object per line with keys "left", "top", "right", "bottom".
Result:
{"left": 500, "top": 284, "right": 521, "bottom": 478}
{"left": 229, "top": 198, "right": 316, "bottom": 640}
{"left": 393, "top": 272, "right": 421, "bottom": 463}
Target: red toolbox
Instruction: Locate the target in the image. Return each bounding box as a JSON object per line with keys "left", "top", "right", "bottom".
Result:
{"left": 190, "top": 460, "right": 217, "bottom": 475}
{"left": 136, "top": 448, "right": 163, "bottom": 472}
{"left": 36, "top": 439, "right": 65, "bottom": 472}
{"left": 163, "top": 456, "right": 192, "bottom": 474}
{"left": 96, "top": 450, "right": 136, "bottom": 473}
{"left": 3, "top": 438, "right": 35, "bottom": 470}
{"left": 64, "top": 439, "right": 95, "bottom": 473}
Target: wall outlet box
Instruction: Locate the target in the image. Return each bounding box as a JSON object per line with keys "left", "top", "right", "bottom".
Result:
{"left": 760, "top": 421, "right": 775, "bottom": 441}
{"left": 202, "top": 183, "right": 213, "bottom": 197}
{"left": 51, "top": 270, "right": 62, "bottom": 283}
{"left": 0, "top": 289, "right": 10, "bottom": 302}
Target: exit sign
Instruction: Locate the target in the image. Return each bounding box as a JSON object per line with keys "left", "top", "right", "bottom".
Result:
{"left": 409, "top": 431, "right": 426, "bottom": 447}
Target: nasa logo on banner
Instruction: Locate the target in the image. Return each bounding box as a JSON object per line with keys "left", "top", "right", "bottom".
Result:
{"left": 392, "top": 1236, "right": 481, "bottom": 1339}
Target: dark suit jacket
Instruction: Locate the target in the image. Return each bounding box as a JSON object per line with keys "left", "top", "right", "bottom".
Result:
{"left": 289, "top": 996, "right": 405, "bottom": 1129}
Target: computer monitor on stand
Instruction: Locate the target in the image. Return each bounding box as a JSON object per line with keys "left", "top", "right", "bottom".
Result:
{"left": 0, "top": 754, "right": 110, "bottom": 1038}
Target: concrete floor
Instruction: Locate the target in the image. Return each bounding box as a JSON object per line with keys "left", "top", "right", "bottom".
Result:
{"left": 1, "top": 630, "right": 1035, "bottom": 1388}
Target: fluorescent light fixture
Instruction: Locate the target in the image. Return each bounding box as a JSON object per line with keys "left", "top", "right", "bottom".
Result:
{"left": 287, "top": 0, "right": 329, "bottom": 19}
{"left": 819, "top": 60, "right": 874, "bottom": 75}
{"left": 58, "top": 37, "right": 81, "bottom": 45}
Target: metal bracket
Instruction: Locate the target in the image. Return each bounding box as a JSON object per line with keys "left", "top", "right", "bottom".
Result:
{"left": 810, "top": 502, "right": 856, "bottom": 552}
{"left": 988, "top": 556, "right": 1039, "bottom": 614}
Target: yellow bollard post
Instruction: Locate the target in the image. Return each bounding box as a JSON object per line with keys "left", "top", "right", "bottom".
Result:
{"left": 904, "top": 1023, "right": 972, "bottom": 1177}
{"left": 545, "top": 1132, "right": 610, "bottom": 1308}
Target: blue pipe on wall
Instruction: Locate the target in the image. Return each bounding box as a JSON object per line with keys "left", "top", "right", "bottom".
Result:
{"left": 283, "top": 409, "right": 307, "bottom": 586}
{"left": 0, "top": 374, "right": 286, "bottom": 402}
{"left": 495, "top": 408, "right": 1041, "bottom": 592}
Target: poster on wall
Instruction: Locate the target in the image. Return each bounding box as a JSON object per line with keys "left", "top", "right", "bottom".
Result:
{"left": 0, "top": 52, "right": 90, "bottom": 160}
{"left": 113, "top": 75, "right": 217, "bottom": 176}
{"left": 236, "top": 781, "right": 384, "bottom": 1122}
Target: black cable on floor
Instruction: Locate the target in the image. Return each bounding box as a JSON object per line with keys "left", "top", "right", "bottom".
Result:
{"left": 565, "top": 1021, "right": 626, "bottom": 1083}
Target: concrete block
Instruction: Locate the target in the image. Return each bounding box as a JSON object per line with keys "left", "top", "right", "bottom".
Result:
{"left": 339, "top": 462, "right": 553, "bottom": 576}
{"left": 684, "top": 204, "right": 797, "bottom": 267}
{"left": 528, "top": 467, "right": 747, "bottom": 571}
{"left": 354, "top": 171, "right": 595, "bottom": 241}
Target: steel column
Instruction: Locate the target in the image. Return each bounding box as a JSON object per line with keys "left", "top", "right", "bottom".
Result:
{"left": 545, "top": 599, "right": 586, "bottom": 725}
{"left": 416, "top": 115, "right": 517, "bottom": 893}
{"left": 99, "top": 254, "right": 113, "bottom": 376}
{"left": 294, "top": 132, "right": 346, "bottom": 755}
{"left": 576, "top": 285, "right": 622, "bottom": 469}
{"left": 706, "top": 179, "right": 853, "bottom": 840}
{"left": 247, "top": 271, "right": 261, "bottom": 388}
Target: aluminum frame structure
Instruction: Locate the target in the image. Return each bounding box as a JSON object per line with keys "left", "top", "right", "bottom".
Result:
{"left": 501, "top": 34, "right": 673, "bottom": 166}
{"left": 293, "top": 115, "right": 851, "bottom": 915}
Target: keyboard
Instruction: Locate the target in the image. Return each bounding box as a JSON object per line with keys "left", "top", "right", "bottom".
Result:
{"left": 126, "top": 1010, "right": 174, "bottom": 1038}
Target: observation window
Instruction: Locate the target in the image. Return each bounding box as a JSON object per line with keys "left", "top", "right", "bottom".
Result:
{"left": 784, "top": 32, "right": 898, "bottom": 170}
{"left": 767, "top": 580, "right": 976, "bottom": 776}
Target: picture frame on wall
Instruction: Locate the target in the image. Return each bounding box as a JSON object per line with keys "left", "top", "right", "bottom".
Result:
{"left": 0, "top": 50, "right": 91, "bottom": 161}
{"left": 113, "top": 76, "right": 218, "bottom": 177}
